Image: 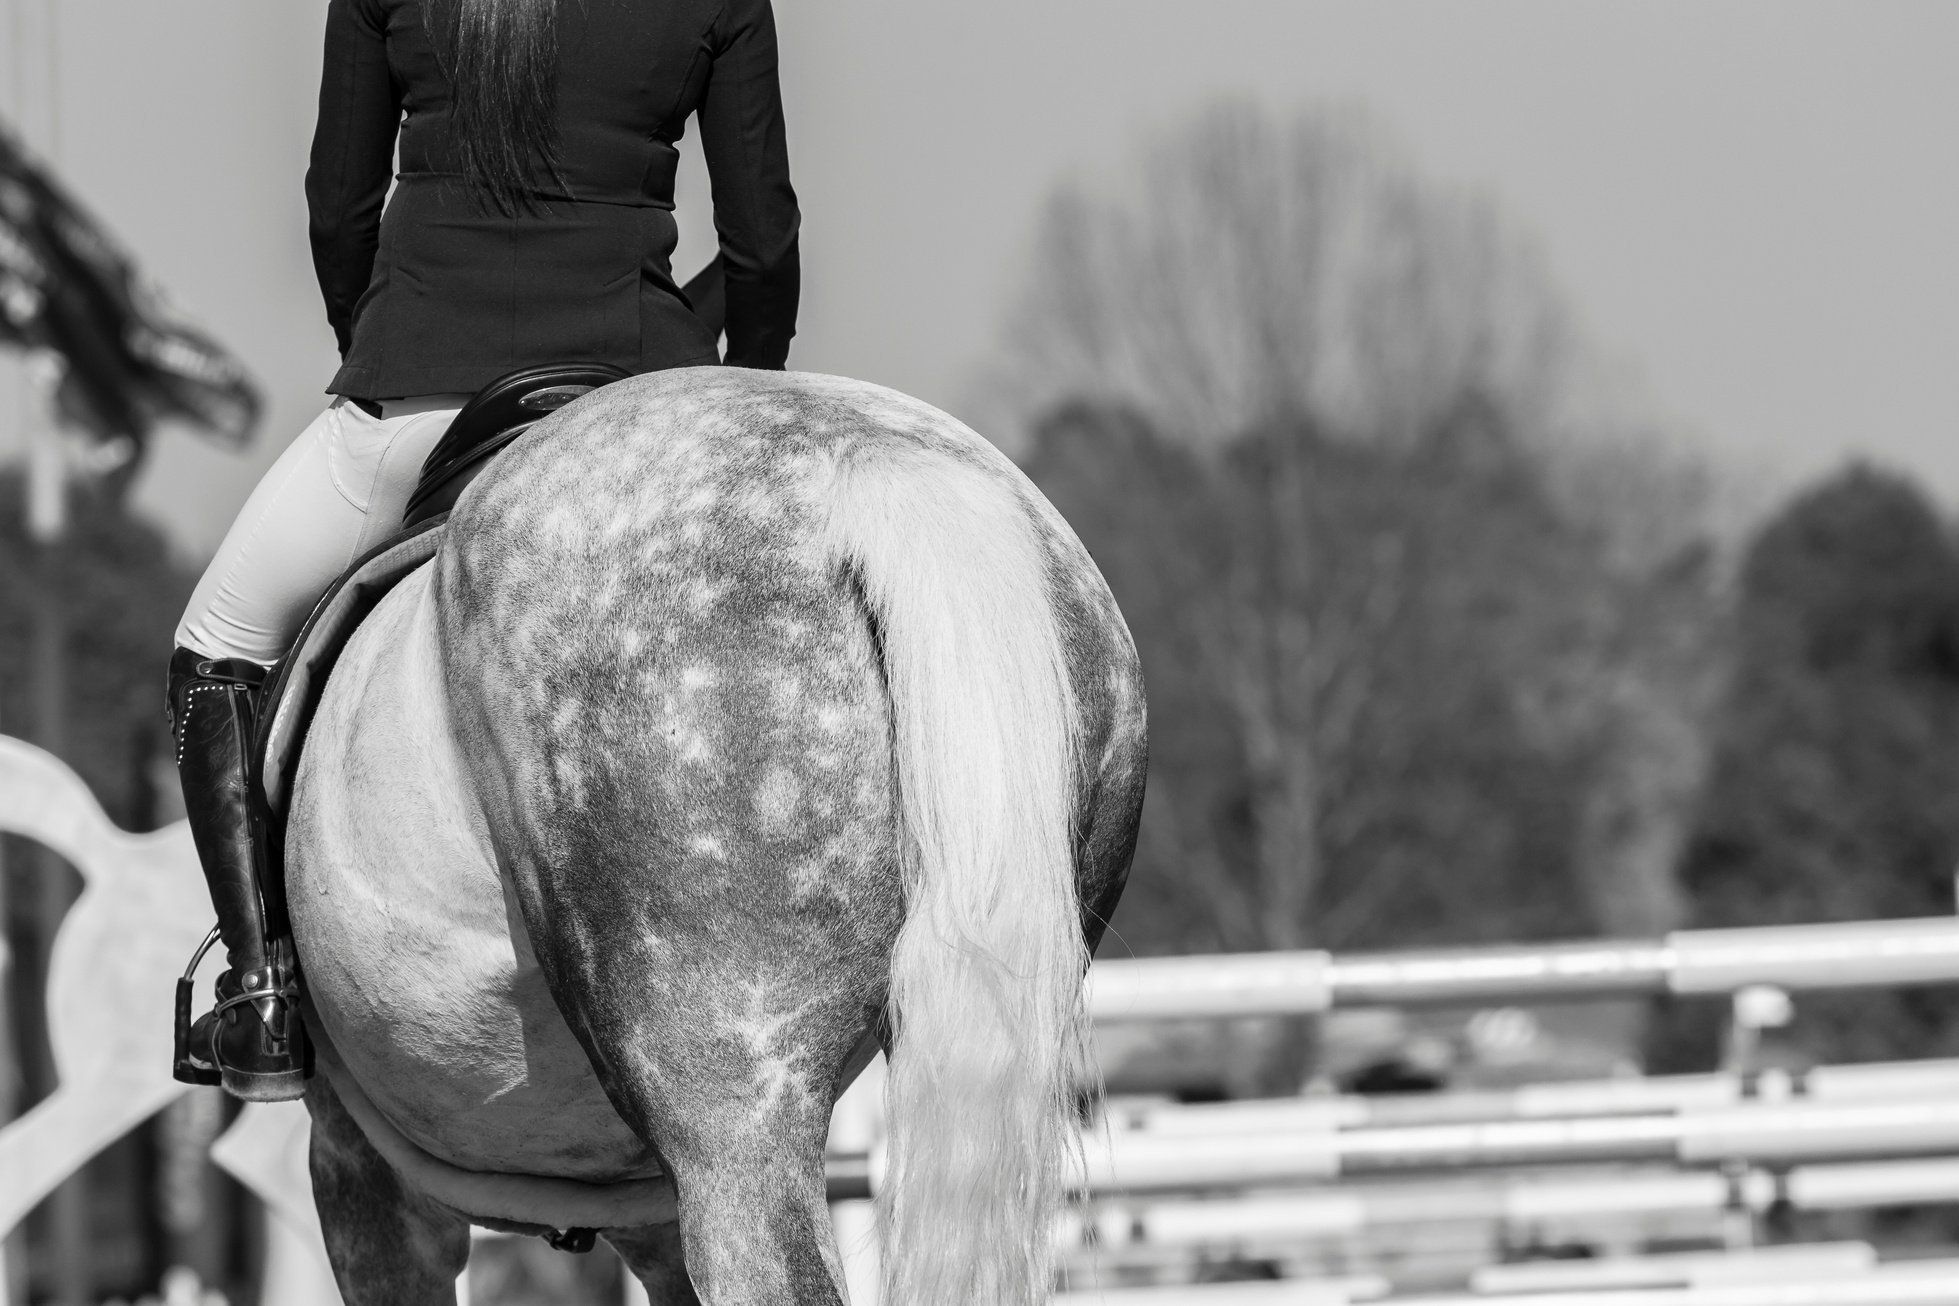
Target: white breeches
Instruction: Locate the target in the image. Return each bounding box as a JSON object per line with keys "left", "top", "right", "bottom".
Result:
{"left": 174, "top": 395, "right": 468, "bottom": 665}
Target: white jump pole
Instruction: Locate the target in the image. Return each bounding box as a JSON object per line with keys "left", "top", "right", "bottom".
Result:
{"left": 1089, "top": 917, "right": 1959, "bottom": 1020}
{"left": 1099, "top": 1056, "right": 1959, "bottom": 1137}
{"left": 1063, "top": 1157, "right": 1959, "bottom": 1252}
{"left": 1052, "top": 1277, "right": 1383, "bottom": 1306}
{"left": 1068, "top": 1096, "right": 1959, "bottom": 1192}
{"left": 1469, "top": 1242, "right": 1876, "bottom": 1295}
{"left": 828, "top": 1091, "right": 1959, "bottom": 1198}
{"left": 827, "top": 1054, "right": 886, "bottom": 1306}
{"left": 1399, "top": 1257, "right": 1959, "bottom": 1306}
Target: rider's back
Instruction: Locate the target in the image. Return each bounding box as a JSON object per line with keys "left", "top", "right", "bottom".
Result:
{"left": 310, "top": 0, "right": 799, "bottom": 400}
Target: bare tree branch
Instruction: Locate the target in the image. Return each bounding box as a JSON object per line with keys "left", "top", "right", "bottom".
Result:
{"left": 998, "top": 102, "right": 1732, "bottom": 966}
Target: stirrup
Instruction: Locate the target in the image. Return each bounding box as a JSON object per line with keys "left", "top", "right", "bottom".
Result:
{"left": 173, "top": 926, "right": 310, "bottom": 1100}
{"left": 172, "top": 926, "right": 224, "bottom": 1086}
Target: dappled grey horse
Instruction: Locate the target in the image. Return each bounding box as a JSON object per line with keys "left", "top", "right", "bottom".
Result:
{"left": 284, "top": 369, "right": 1145, "bottom": 1305}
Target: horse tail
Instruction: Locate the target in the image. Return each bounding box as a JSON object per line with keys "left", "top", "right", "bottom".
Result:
{"left": 827, "top": 441, "right": 1086, "bottom": 1306}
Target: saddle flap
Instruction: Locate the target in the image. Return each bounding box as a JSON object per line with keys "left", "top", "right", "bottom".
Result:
{"left": 256, "top": 518, "right": 448, "bottom": 815}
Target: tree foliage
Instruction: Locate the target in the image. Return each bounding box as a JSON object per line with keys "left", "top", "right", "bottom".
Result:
{"left": 1648, "top": 466, "right": 1959, "bottom": 1071}
{"left": 0, "top": 473, "right": 193, "bottom": 829}
{"left": 994, "top": 104, "right": 1725, "bottom": 961}
{"left": 1028, "top": 399, "right": 1715, "bottom": 959}
{"left": 983, "top": 105, "right": 1567, "bottom": 461}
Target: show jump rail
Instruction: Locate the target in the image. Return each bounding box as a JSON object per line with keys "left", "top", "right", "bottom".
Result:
{"left": 826, "top": 1095, "right": 1959, "bottom": 1200}
{"left": 1097, "top": 1057, "right": 1959, "bottom": 1134}
{"left": 1074, "top": 1095, "right": 1959, "bottom": 1191}
{"left": 1087, "top": 916, "right": 1959, "bottom": 1019}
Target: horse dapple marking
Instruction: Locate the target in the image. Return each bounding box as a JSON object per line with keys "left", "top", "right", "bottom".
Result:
{"left": 288, "top": 369, "right": 1145, "bottom": 1305}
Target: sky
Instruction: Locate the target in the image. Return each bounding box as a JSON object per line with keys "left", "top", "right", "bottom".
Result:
{"left": 1, "top": 0, "right": 1955, "bottom": 559}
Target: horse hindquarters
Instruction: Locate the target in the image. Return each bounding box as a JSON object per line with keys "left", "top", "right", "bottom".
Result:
{"left": 437, "top": 408, "right": 907, "bottom": 1303}
{"left": 435, "top": 370, "right": 1144, "bottom": 1306}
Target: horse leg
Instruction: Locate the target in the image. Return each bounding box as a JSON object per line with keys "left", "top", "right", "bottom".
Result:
{"left": 307, "top": 1075, "right": 472, "bottom": 1304}
{"left": 582, "top": 1061, "right": 844, "bottom": 1306}
{"left": 659, "top": 1130, "right": 842, "bottom": 1306}
{"left": 605, "top": 1222, "right": 703, "bottom": 1305}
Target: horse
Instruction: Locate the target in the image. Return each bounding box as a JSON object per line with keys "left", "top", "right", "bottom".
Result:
{"left": 282, "top": 367, "right": 1147, "bottom": 1305}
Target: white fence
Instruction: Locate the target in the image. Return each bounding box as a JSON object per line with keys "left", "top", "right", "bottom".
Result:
{"left": 10, "top": 734, "right": 1959, "bottom": 1303}
{"left": 1087, "top": 918, "right": 1959, "bottom": 1019}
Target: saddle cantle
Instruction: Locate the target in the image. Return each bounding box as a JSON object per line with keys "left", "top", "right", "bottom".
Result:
{"left": 402, "top": 361, "right": 631, "bottom": 529}
{"left": 255, "top": 360, "right": 629, "bottom": 820}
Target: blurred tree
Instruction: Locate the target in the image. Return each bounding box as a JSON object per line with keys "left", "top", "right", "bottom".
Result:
{"left": 981, "top": 105, "right": 1567, "bottom": 461}
{"left": 0, "top": 472, "right": 195, "bottom": 1299}
{"left": 1646, "top": 465, "right": 1959, "bottom": 1072}
{"left": 0, "top": 471, "right": 193, "bottom": 828}
{"left": 1030, "top": 398, "right": 1716, "bottom": 962}
{"left": 997, "top": 104, "right": 1724, "bottom": 974}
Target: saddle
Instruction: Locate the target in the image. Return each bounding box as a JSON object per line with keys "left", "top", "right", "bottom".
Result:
{"left": 253, "top": 361, "right": 629, "bottom": 821}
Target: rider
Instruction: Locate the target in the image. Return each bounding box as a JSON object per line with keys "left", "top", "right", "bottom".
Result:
{"left": 167, "top": 0, "right": 799, "bottom": 1100}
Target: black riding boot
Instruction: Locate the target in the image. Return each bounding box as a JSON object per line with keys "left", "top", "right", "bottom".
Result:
{"left": 166, "top": 646, "right": 309, "bottom": 1102}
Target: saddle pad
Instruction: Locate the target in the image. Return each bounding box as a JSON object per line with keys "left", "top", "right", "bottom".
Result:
{"left": 257, "top": 517, "right": 447, "bottom": 814}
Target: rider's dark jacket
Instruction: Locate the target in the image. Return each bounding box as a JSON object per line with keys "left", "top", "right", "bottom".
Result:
{"left": 307, "top": 0, "right": 800, "bottom": 400}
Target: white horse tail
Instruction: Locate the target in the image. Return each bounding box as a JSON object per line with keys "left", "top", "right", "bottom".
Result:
{"left": 827, "top": 438, "right": 1087, "bottom": 1306}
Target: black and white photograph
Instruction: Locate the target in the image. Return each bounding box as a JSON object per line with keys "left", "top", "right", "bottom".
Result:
{"left": 1, "top": 2, "right": 1957, "bottom": 1304}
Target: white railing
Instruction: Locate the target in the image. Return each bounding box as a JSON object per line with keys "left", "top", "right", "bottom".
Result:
{"left": 12, "top": 733, "right": 1959, "bottom": 1304}
{"left": 1088, "top": 918, "right": 1959, "bottom": 1020}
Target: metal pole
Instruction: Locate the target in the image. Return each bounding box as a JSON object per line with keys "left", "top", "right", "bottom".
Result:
{"left": 23, "top": 364, "right": 88, "bottom": 1306}
{"left": 1094, "top": 1056, "right": 1959, "bottom": 1137}
{"left": 1088, "top": 917, "right": 1959, "bottom": 1020}
{"left": 1052, "top": 1278, "right": 1378, "bottom": 1306}
{"left": 0, "top": 20, "right": 26, "bottom": 1306}
{"left": 828, "top": 1094, "right": 1959, "bottom": 1198}
{"left": 1062, "top": 1157, "right": 1959, "bottom": 1252}
{"left": 1363, "top": 1260, "right": 1959, "bottom": 1306}
{"left": 1470, "top": 1242, "right": 1877, "bottom": 1295}
{"left": 0, "top": 852, "right": 14, "bottom": 1306}
{"left": 827, "top": 1055, "right": 885, "bottom": 1306}
{"left": 10, "top": 0, "right": 93, "bottom": 1294}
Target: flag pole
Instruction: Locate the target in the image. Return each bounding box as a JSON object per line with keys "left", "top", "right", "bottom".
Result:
{"left": 8, "top": 0, "right": 89, "bottom": 1295}
{"left": 1, "top": 0, "right": 23, "bottom": 1292}
{"left": 22, "top": 354, "right": 89, "bottom": 1306}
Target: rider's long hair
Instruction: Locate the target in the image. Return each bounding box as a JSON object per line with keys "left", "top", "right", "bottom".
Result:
{"left": 422, "top": 0, "right": 563, "bottom": 212}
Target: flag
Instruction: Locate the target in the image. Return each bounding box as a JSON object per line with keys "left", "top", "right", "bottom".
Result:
{"left": 0, "top": 118, "right": 259, "bottom": 457}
